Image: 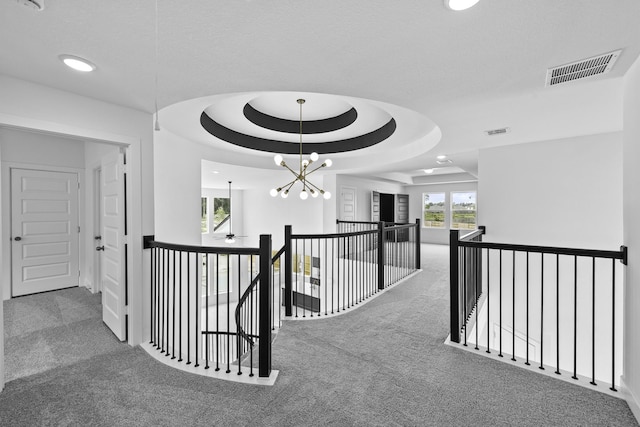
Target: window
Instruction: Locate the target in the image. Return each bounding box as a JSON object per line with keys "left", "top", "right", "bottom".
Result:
{"left": 423, "top": 192, "right": 445, "bottom": 228}
{"left": 201, "top": 197, "right": 209, "bottom": 233}
{"left": 213, "top": 197, "right": 230, "bottom": 233}
{"left": 451, "top": 191, "right": 477, "bottom": 230}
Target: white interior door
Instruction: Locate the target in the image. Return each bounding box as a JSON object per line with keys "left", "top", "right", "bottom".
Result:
{"left": 339, "top": 186, "right": 357, "bottom": 222}
{"left": 371, "top": 191, "right": 380, "bottom": 222}
{"left": 11, "top": 169, "right": 79, "bottom": 296}
{"left": 100, "top": 150, "right": 127, "bottom": 341}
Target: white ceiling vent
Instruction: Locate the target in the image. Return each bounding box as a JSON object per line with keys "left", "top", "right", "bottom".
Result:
{"left": 485, "top": 127, "right": 510, "bottom": 136}
{"left": 546, "top": 50, "right": 621, "bottom": 87}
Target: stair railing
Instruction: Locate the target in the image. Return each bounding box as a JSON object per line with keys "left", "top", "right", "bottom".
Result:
{"left": 450, "top": 227, "right": 628, "bottom": 391}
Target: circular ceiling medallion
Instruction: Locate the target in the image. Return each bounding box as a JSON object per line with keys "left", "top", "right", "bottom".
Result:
{"left": 200, "top": 92, "right": 398, "bottom": 155}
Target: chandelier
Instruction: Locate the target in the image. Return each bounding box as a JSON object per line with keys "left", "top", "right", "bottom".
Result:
{"left": 269, "top": 99, "right": 332, "bottom": 200}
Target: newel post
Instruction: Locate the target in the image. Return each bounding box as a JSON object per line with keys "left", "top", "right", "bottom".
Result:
{"left": 284, "top": 225, "right": 293, "bottom": 317}
{"left": 415, "top": 219, "right": 421, "bottom": 270}
{"left": 259, "top": 234, "right": 272, "bottom": 378}
{"left": 377, "top": 221, "right": 385, "bottom": 290}
{"left": 450, "top": 229, "right": 461, "bottom": 343}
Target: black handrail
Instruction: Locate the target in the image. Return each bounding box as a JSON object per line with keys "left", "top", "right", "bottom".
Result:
{"left": 459, "top": 240, "right": 626, "bottom": 261}
{"left": 147, "top": 239, "right": 259, "bottom": 256}
{"left": 235, "top": 275, "right": 260, "bottom": 352}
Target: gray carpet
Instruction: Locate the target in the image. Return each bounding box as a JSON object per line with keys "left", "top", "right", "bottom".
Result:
{"left": 1, "top": 245, "right": 638, "bottom": 426}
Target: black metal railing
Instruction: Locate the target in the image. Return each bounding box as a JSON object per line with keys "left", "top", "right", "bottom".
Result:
{"left": 283, "top": 220, "right": 420, "bottom": 317}
{"left": 450, "top": 227, "right": 628, "bottom": 391}
{"left": 145, "top": 235, "right": 273, "bottom": 378}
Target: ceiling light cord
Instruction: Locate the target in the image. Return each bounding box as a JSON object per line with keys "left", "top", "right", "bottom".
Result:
{"left": 154, "top": 0, "right": 160, "bottom": 131}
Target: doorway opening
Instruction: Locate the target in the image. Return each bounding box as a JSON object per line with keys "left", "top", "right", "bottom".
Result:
{"left": 2, "top": 130, "right": 132, "bottom": 386}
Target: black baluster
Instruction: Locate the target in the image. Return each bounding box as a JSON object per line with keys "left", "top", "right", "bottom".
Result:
{"left": 226, "top": 254, "right": 230, "bottom": 373}
{"left": 590, "top": 257, "right": 596, "bottom": 385}
{"left": 486, "top": 249, "right": 490, "bottom": 354}
{"left": 172, "top": 250, "right": 176, "bottom": 359}
{"left": 178, "top": 250, "right": 183, "bottom": 362}
{"left": 540, "top": 254, "right": 544, "bottom": 370}
{"left": 151, "top": 246, "right": 155, "bottom": 345}
{"left": 186, "top": 252, "right": 191, "bottom": 365}
{"left": 215, "top": 254, "right": 220, "bottom": 371}
{"left": 555, "top": 254, "right": 560, "bottom": 375}
{"left": 511, "top": 251, "right": 516, "bottom": 362}
{"left": 205, "top": 254, "right": 209, "bottom": 369}
{"left": 572, "top": 256, "right": 577, "bottom": 380}
{"left": 194, "top": 253, "right": 199, "bottom": 368}
{"left": 611, "top": 258, "right": 617, "bottom": 392}
{"left": 499, "top": 250, "right": 503, "bottom": 358}
{"left": 525, "top": 252, "right": 529, "bottom": 365}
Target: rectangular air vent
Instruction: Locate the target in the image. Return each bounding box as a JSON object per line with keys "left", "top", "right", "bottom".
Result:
{"left": 485, "top": 127, "right": 510, "bottom": 136}
{"left": 546, "top": 50, "right": 621, "bottom": 87}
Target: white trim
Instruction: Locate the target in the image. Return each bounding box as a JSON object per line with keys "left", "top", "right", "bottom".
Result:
{"left": 140, "top": 342, "right": 279, "bottom": 386}
{"left": 0, "top": 112, "right": 137, "bottom": 147}
{"left": 621, "top": 376, "right": 640, "bottom": 424}
{"left": 445, "top": 335, "right": 624, "bottom": 400}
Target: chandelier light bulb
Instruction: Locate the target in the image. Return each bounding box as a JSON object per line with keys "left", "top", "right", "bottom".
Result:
{"left": 311, "top": 190, "right": 319, "bottom": 198}
{"left": 282, "top": 191, "right": 289, "bottom": 199}
{"left": 324, "top": 159, "right": 333, "bottom": 167}
{"left": 323, "top": 191, "right": 331, "bottom": 200}
{"left": 225, "top": 235, "right": 235, "bottom": 244}
{"left": 274, "top": 154, "right": 283, "bottom": 165}
{"left": 302, "top": 159, "right": 309, "bottom": 167}
{"left": 270, "top": 188, "right": 278, "bottom": 197}
{"left": 300, "top": 190, "right": 308, "bottom": 200}
{"left": 310, "top": 152, "right": 319, "bottom": 162}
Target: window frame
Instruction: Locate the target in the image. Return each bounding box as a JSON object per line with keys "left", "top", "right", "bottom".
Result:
{"left": 201, "top": 196, "right": 209, "bottom": 234}
{"left": 422, "top": 192, "right": 446, "bottom": 229}
{"left": 450, "top": 190, "right": 477, "bottom": 230}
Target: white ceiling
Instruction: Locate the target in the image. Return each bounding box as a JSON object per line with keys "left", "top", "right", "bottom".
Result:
{"left": 2, "top": 0, "right": 639, "bottom": 187}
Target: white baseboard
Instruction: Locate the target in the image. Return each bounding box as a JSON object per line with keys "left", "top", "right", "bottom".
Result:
{"left": 620, "top": 376, "right": 640, "bottom": 424}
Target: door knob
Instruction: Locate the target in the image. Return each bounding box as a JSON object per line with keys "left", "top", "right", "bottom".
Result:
{"left": 96, "top": 246, "right": 105, "bottom": 251}
{"left": 14, "top": 236, "right": 22, "bottom": 241}
{"left": 95, "top": 235, "right": 102, "bottom": 240}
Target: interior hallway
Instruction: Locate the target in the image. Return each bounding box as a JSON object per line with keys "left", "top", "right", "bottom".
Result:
{"left": 1, "top": 244, "right": 637, "bottom": 426}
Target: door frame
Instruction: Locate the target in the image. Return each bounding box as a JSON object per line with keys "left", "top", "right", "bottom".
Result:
{"left": 92, "top": 165, "right": 102, "bottom": 294}
{"left": 0, "top": 114, "right": 146, "bottom": 393}
{"left": 7, "top": 165, "right": 83, "bottom": 297}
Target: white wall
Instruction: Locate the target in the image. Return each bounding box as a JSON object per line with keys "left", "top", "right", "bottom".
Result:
{"left": 0, "top": 128, "right": 86, "bottom": 300}
{"left": 403, "top": 181, "right": 478, "bottom": 244}
{"left": 0, "top": 75, "right": 154, "bottom": 353}
{"left": 478, "top": 132, "right": 623, "bottom": 249}
{"left": 243, "top": 187, "right": 325, "bottom": 250}
{"left": 335, "top": 174, "right": 404, "bottom": 224}
{"left": 476, "top": 131, "right": 625, "bottom": 386}
{"left": 623, "top": 55, "right": 640, "bottom": 420}
{"left": 154, "top": 131, "right": 203, "bottom": 245}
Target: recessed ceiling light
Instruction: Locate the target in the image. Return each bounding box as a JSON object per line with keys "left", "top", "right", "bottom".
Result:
{"left": 436, "top": 155, "right": 448, "bottom": 160}
{"left": 444, "top": 0, "right": 480, "bottom": 11}
{"left": 211, "top": 171, "right": 219, "bottom": 174}
{"left": 59, "top": 54, "right": 96, "bottom": 72}
{"left": 424, "top": 169, "right": 434, "bottom": 174}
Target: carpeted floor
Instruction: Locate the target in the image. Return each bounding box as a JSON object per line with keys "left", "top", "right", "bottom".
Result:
{"left": 1, "top": 244, "right": 638, "bottom": 426}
